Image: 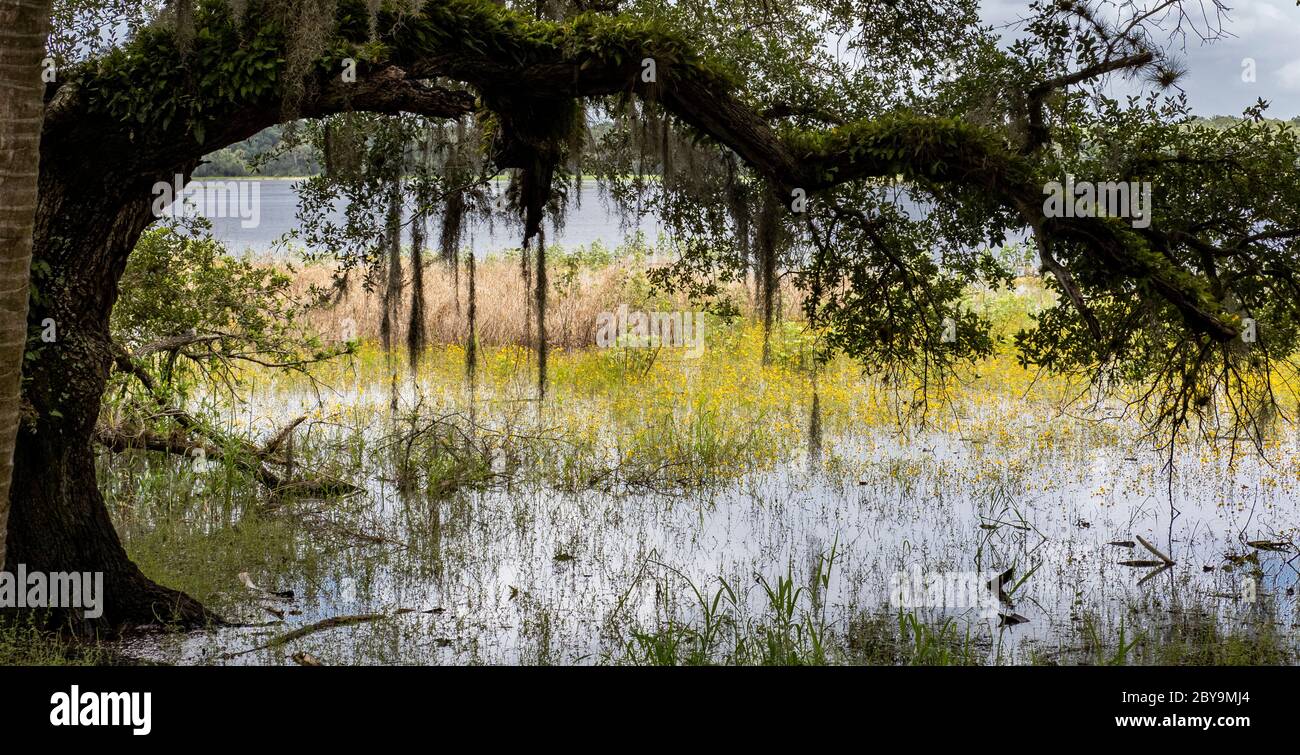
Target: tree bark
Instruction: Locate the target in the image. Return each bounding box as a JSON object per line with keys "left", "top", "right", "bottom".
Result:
{"left": 0, "top": 0, "right": 51, "bottom": 573}
{"left": 4, "top": 162, "right": 215, "bottom": 630}
{"left": 4, "top": 56, "right": 474, "bottom": 633}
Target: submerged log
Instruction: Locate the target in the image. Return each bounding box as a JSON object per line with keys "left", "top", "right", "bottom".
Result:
{"left": 95, "top": 423, "right": 362, "bottom": 499}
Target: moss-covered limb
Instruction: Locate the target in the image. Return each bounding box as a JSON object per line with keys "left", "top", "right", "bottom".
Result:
{"left": 388, "top": 0, "right": 734, "bottom": 89}
{"left": 784, "top": 113, "right": 1030, "bottom": 189}
{"left": 376, "top": 3, "right": 1243, "bottom": 342}
{"left": 51, "top": 0, "right": 1008, "bottom": 195}
{"left": 381, "top": 0, "right": 806, "bottom": 181}
{"left": 782, "top": 114, "right": 1237, "bottom": 340}
{"left": 42, "top": 5, "right": 473, "bottom": 188}
{"left": 309, "top": 64, "right": 475, "bottom": 119}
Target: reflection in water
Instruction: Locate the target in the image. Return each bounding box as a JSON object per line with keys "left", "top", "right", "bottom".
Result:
{"left": 119, "top": 371, "right": 1300, "bottom": 665}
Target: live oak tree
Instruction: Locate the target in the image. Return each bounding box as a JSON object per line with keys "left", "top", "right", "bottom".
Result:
{"left": 6, "top": 0, "right": 1299, "bottom": 629}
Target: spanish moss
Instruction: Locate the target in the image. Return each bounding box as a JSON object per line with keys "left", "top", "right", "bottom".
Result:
{"left": 756, "top": 187, "right": 780, "bottom": 365}
{"left": 466, "top": 248, "right": 477, "bottom": 386}
{"left": 407, "top": 209, "right": 427, "bottom": 374}
{"left": 535, "top": 228, "right": 548, "bottom": 401}
{"left": 379, "top": 172, "right": 403, "bottom": 356}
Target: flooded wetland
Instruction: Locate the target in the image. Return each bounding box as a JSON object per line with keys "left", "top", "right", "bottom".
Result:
{"left": 97, "top": 268, "right": 1300, "bottom": 666}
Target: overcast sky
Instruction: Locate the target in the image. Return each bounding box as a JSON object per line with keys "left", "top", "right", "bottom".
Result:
{"left": 979, "top": 0, "right": 1300, "bottom": 118}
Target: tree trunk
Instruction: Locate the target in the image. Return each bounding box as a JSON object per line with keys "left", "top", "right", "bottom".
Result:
{"left": 1, "top": 42, "right": 476, "bottom": 633}
{"left": 3, "top": 166, "right": 213, "bottom": 631}
{"left": 7, "top": 417, "right": 210, "bottom": 631}
{"left": 0, "top": 0, "right": 52, "bottom": 573}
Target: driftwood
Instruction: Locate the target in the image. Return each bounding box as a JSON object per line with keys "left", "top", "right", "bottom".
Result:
{"left": 1114, "top": 536, "right": 1175, "bottom": 586}
{"left": 1135, "top": 535, "right": 1175, "bottom": 565}
{"left": 1246, "top": 540, "right": 1292, "bottom": 552}
{"left": 263, "top": 613, "right": 401, "bottom": 647}
{"left": 292, "top": 651, "right": 324, "bottom": 666}
{"left": 221, "top": 608, "right": 435, "bottom": 659}
{"left": 1137, "top": 563, "right": 1173, "bottom": 586}
{"left": 220, "top": 613, "right": 391, "bottom": 659}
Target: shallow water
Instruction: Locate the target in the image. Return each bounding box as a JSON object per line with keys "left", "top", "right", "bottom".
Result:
{"left": 119, "top": 374, "right": 1300, "bottom": 665}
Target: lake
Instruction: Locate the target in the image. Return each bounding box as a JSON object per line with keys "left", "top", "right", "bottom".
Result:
{"left": 187, "top": 178, "right": 668, "bottom": 257}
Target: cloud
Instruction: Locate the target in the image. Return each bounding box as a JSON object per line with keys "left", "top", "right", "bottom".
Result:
{"left": 976, "top": 0, "right": 1300, "bottom": 117}
{"left": 1278, "top": 59, "right": 1300, "bottom": 92}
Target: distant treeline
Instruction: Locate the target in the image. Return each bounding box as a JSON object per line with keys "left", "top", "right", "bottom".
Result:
{"left": 193, "top": 123, "right": 321, "bottom": 177}
{"left": 1194, "top": 114, "right": 1300, "bottom": 130}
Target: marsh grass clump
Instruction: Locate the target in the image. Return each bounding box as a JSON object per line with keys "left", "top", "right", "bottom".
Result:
{"left": 837, "top": 611, "right": 986, "bottom": 666}
{"left": 1127, "top": 607, "right": 1295, "bottom": 666}
{"left": 620, "top": 580, "right": 989, "bottom": 666}
{"left": 0, "top": 617, "right": 111, "bottom": 666}
{"left": 619, "top": 546, "right": 842, "bottom": 666}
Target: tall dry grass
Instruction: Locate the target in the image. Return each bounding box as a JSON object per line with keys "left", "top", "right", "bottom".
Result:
{"left": 291, "top": 255, "right": 801, "bottom": 349}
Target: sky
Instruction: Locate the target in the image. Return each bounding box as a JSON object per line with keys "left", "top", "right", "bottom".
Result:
{"left": 978, "top": 0, "right": 1300, "bottom": 118}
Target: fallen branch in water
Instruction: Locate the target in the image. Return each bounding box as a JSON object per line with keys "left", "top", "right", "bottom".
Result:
{"left": 220, "top": 608, "right": 444, "bottom": 660}
{"left": 95, "top": 423, "right": 362, "bottom": 498}
{"left": 105, "top": 340, "right": 363, "bottom": 498}
{"left": 222, "top": 611, "right": 403, "bottom": 659}
{"left": 1246, "top": 540, "right": 1293, "bottom": 553}
{"left": 1118, "top": 536, "right": 1176, "bottom": 586}
{"left": 1137, "top": 562, "right": 1173, "bottom": 586}
{"left": 1135, "top": 535, "right": 1175, "bottom": 565}
{"left": 261, "top": 416, "right": 307, "bottom": 458}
